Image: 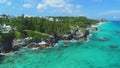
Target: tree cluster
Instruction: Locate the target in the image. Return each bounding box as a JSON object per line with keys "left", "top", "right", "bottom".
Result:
{"left": 0, "top": 14, "right": 99, "bottom": 42}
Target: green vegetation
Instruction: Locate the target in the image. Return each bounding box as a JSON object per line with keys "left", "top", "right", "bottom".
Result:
{"left": 0, "top": 14, "right": 99, "bottom": 43}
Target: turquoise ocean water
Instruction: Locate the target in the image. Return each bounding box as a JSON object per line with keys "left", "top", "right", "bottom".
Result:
{"left": 0, "top": 21, "right": 120, "bottom": 68}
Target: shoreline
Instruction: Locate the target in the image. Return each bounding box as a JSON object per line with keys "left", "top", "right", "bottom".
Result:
{"left": 1, "top": 22, "right": 120, "bottom": 68}
{"left": 89, "top": 21, "right": 106, "bottom": 32}
{"left": 0, "top": 22, "right": 101, "bottom": 57}
{"left": 92, "top": 21, "right": 106, "bottom": 28}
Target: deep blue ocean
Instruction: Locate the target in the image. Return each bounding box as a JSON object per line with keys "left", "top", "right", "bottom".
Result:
{"left": 0, "top": 21, "right": 120, "bottom": 68}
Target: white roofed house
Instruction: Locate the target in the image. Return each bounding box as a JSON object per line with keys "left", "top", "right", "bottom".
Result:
{"left": 48, "top": 17, "right": 54, "bottom": 21}
{"left": 0, "top": 24, "right": 12, "bottom": 33}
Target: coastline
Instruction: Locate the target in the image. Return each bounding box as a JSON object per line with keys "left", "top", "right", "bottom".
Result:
{"left": 93, "top": 22, "right": 106, "bottom": 28}
{"left": 0, "top": 22, "right": 101, "bottom": 57}
{"left": 1, "top": 21, "right": 120, "bottom": 68}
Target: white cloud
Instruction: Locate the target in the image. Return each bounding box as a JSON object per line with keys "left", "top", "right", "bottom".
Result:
{"left": 36, "top": 0, "right": 82, "bottom": 14}
{"left": 0, "top": 0, "right": 8, "bottom": 3}
{"left": 99, "top": 10, "right": 120, "bottom": 15}
{"left": 23, "top": 3, "right": 32, "bottom": 8}
{"left": 37, "top": 4, "right": 47, "bottom": 10}
{"left": 0, "top": 0, "right": 12, "bottom": 6}
{"left": 6, "top": 1, "right": 11, "bottom": 6}
{"left": 43, "top": 0, "right": 65, "bottom": 8}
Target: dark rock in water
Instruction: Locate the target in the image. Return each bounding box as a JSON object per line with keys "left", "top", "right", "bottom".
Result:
{"left": 12, "top": 46, "right": 19, "bottom": 51}
{"left": 99, "top": 37, "right": 109, "bottom": 41}
{"left": 0, "top": 55, "right": 5, "bottom": 63}
{"left": 95, "top": 27, "right": 98, "bottom": 31}
{"left": 110, "top": 45, "right": 118, "bottom": 48}
{"left": 84, "top": 30, "right": 89, "bottom": 35}
{"left": 116, "top": 31, "right": 120, "bottom": 34}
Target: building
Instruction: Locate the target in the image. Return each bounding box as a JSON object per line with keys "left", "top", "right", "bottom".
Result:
{"left": 0, "top": 24, "right": 12, "bottom": 33}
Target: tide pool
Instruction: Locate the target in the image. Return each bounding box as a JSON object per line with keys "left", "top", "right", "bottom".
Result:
{"left": 0, "top": 21, "right": 120, "bottom": 68}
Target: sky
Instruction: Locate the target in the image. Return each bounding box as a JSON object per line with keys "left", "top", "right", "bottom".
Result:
{"left": 0, "top": 0, "right": 120, "bottom": 20}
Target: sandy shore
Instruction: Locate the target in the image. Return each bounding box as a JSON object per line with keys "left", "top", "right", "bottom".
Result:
{"left": 96, "top": 22, "right": 106, "bottom": 27}
{"left": 92, "top": 22, "right": 106, "bottom": 27}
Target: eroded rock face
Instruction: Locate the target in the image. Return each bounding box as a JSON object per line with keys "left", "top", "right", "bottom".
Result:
{"left": 39, "top": 45, "right": 46, "bottom": 49}
{"left": 110, "top": 45, "right": 118, "bottom": 48}
{"left": 83, "top": 30, "right": 89, "bottom": 38}
{"left": 2, "top": 32, "right": 15, "bottom": 53}
{"left": 12, "top": 46, "right": 19, "bottom": 51}
{"left": 3, "top": 44, "right": 13, "bottom": 53}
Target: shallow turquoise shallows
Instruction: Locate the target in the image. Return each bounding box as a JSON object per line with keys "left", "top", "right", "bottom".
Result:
{"left": 0, "top": 21, "right": 120, "bottom": 68}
